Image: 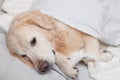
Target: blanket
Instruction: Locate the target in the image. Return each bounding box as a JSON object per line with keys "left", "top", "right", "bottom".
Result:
{"left": 1, "top": 0, "right": 120, "bottom": 80}
{"left": 3, "top": 0, "right": 120, "bottom": 45}
{"left": 32, "top": 0, "right": 120, "bottom": 46}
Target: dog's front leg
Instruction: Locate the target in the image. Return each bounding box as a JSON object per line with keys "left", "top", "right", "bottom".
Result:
{"left": 55, "top": 52, "right": 79, "bottom": 80}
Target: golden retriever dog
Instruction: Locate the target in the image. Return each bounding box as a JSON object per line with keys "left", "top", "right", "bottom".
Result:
{"left": 6, "top": 10, "right": 112, "bottom": 79}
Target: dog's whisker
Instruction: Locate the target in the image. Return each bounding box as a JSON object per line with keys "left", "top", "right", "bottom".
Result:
{"left": 51, "top": 67, "right": 69, "bottom": 80}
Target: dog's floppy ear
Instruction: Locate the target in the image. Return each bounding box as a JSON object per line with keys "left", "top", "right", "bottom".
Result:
{"left": 15, "top": 10, "right": 56, "bottom": 30}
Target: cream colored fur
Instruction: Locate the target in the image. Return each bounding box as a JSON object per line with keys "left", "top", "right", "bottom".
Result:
{"left": 6, "top": 10, "right": 112, "bottom": 80}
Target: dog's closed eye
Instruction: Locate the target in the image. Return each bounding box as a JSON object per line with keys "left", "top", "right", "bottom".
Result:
{"left": 21, "top": 54, "right": 27, "bottom": 57}
{"left": 30, "top": 37, "right": 36, "bottom": 46}
{"left": 21, "top": 54, "right": 33, "bottom": 64}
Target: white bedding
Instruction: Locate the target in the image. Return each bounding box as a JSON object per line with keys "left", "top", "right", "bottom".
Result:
{"left": 1, "top": 0, "right": 120, "bottom": 80}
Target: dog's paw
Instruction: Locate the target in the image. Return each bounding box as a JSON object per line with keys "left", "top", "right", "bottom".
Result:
{"left": 55, "top": 53, "right": 80, "bottom": 79}
{"left": 63, "top": 65, "right": 79, "bottom": 80}
{"left": 69, "top": 66, "right": 79, "bottom": 80}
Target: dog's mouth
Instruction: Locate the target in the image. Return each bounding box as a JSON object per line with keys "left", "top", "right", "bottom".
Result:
{"left": 20, "top": 54, "right": 68, "bottom": 79}
{"left": 21, "top": 54, "right": 51, "bottom": 73}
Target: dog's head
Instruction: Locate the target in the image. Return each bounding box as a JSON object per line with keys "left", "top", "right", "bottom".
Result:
{"left": 6, "top": 11, "right": 56, "bottom": 73}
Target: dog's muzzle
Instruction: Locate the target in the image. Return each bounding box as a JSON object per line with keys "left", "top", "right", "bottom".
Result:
{"left": 34, "top": 50, "right": 55, "bottom": 73}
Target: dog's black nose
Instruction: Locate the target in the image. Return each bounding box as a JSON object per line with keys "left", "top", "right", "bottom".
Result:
{"left": 37, "top": 61, "right": 50, "bottom": 73}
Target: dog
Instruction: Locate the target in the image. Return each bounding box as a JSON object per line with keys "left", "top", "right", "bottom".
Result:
{"left": 6, "top": 10, "right": 112, "bottom": 79}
